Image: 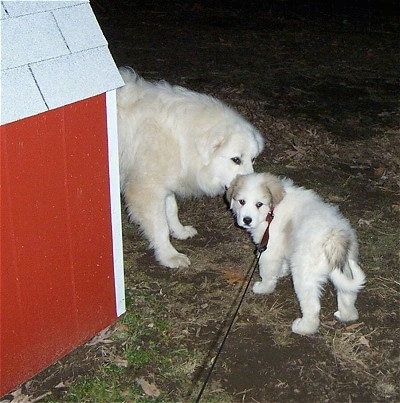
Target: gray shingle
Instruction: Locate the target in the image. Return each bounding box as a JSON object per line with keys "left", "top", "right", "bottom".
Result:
{"left": 1, "top": 67, "right": 48, "bottom": 124}
{"left": 1, "top": 3, "right": 9, "bottom": 19}
{"left": 31, "top": 48, "right": 124, "bottom": 111}
{"left": 53, "top": 3, "right": 107, "bottom": 53}
{"left": 1, "top": 12, "right": 69, "bottom": 70}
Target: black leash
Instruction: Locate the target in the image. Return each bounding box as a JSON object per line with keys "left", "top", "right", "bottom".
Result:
{"left": 195, "top": 209, "right": 274, "bottom": 402}
{"left": 195, "top": 251, "right": 262, "bottom": 403}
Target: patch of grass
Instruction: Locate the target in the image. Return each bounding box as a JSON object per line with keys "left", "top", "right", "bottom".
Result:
{"left": 125, "top": 348, "right": 155, "bottom": 369}
{"left": 44, "top": 271, "right": 235, "bottom": 402}
{"left": 41, "top": 283, "right": 179, "bottom": 401}
{"left": 66, "top": 377, "right": 125, "bottom": 402}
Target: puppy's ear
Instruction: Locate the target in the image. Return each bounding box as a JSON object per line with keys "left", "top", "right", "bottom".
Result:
{"left": 263, "top": 173, "right": 285, "bottom": 206}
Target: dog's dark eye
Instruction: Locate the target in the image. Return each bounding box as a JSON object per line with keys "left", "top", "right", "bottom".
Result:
{"left": 239, "top": 199, "right": 246, "bottom": 206}
{"left": 231, "top": 157, "right": 242, "bottom": 165}
{"left": 256, "top": 202, "right": 263, "bottom": 208}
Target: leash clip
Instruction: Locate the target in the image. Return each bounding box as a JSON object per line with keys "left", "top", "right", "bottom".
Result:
{"left": 257, "top": 245, "right": 267, "bottom": 253}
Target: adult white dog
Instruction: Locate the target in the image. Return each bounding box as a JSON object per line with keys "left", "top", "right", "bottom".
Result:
{"left": 226, "top": 173, "right": 365, "bottom": 335}
{"left": 117, "top": 68, "right": 264, "bottom": 268}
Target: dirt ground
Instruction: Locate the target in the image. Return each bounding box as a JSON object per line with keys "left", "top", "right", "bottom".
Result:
{"left": 3, "top": 1, "right": 399, "bottom": 402}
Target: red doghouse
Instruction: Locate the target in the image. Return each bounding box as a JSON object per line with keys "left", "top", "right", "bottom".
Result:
{"left": 1, "top": 1, "right": 125, "bottom": 395}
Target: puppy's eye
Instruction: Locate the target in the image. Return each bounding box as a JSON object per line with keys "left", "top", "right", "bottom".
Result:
{"left": 256, "top": 202, "right": 263, "bottom": 208}
{"left": 231, "top": 157, "right": 242, "bottom": 165}
{"left": 239, "top": 199, "right": 246, "bottom": 206}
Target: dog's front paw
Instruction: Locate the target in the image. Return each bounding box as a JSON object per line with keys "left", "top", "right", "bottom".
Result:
{"left": 291, "top": 317, "right": 319, "bottom": 335}
{"left": 253, "top": 281, "right": 275, "bottom": 294}
{"left": 171, "top": 225, "right": 198, "bottom": 240}
{"left": 159, "top": 252, "right": 191, "bottom": 269}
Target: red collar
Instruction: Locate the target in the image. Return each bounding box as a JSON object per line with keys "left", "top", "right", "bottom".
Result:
{"left": 258, "top": 206, "right": 274, "bottom": 253}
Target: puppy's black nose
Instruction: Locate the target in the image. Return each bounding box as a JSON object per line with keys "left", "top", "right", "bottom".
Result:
{"left": 243, "top": 217, "right": 252, "bottom": 225}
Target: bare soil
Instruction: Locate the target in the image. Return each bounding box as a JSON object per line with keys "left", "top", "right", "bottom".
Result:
{"left": 4, "top": 1, "right": 399, "bottom": 402}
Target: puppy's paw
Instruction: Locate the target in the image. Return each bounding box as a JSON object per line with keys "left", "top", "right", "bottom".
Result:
{"left": 291, "top": 317, "right": 319, "bottom": 335}
{"left": 159, "top": 252, "right": 191, "bottom": 269}
{"left": 334, "top": 309, "right": 359, "bottom": 323}
{"left": 253, "top": 281, "right": 275, "bottom": 294}
{"left": 171, "top": 225, "right": 198, "bottom": 240}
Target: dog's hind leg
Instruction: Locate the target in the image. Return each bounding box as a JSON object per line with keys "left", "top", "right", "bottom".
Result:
{"left": 334, "top": 291, "right": 359, "bottom": 322}
{"left": 330, "top": 258, "right": 365, "bottom": 322}
{"left": 165, "top": 194, "right": 198, "bottom": 240}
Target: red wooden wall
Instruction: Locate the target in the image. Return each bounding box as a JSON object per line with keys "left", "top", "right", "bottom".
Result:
{"left": 1, "top": 94, "right": 119, "bottom": 395}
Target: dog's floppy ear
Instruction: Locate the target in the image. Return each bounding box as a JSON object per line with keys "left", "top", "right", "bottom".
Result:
{"left": 263, "top": 173, "right": 285, "bottom": 206}
{"left": 196, "top": 129, "right": 226, "bottom": 165}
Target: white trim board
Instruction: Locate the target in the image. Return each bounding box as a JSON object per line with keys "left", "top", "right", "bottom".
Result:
{"left": 106, "top": 90, "right": 125, "bottom": 317}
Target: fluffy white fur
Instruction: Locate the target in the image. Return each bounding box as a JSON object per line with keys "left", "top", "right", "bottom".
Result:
{"left": 227, "top": 173, "right": 366, "bottom": 335}
{"left": 117, "top": 67, "right": 264, "bottom": 268}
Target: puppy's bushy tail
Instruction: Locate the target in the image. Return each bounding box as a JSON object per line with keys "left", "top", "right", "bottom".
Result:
{"left": 324, "top": 229, "right": 348, "bottom": 269}
{"left": 330, "top": 258, "right": 366, "bottom": 293}
{"left": 325, "top": 228, "right": 365, "bottom": 291}
{"left": 323, "top": 229, "right": 359, "bottom": 278}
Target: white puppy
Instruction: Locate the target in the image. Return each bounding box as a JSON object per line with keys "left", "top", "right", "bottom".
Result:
{"left": 226, "top": 173, "right": 366, "bottom": 335}
{"left": 117, "top": 68, "right": 264, "bottom": 268}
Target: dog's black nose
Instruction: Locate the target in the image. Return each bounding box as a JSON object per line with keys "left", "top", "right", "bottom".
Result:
{"left": 243, "top": 217, "right": 252, "bottom": 225}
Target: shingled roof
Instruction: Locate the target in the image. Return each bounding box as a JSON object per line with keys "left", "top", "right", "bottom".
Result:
{"left": 0, "top": 0, "right": 124, "bottom": 125}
